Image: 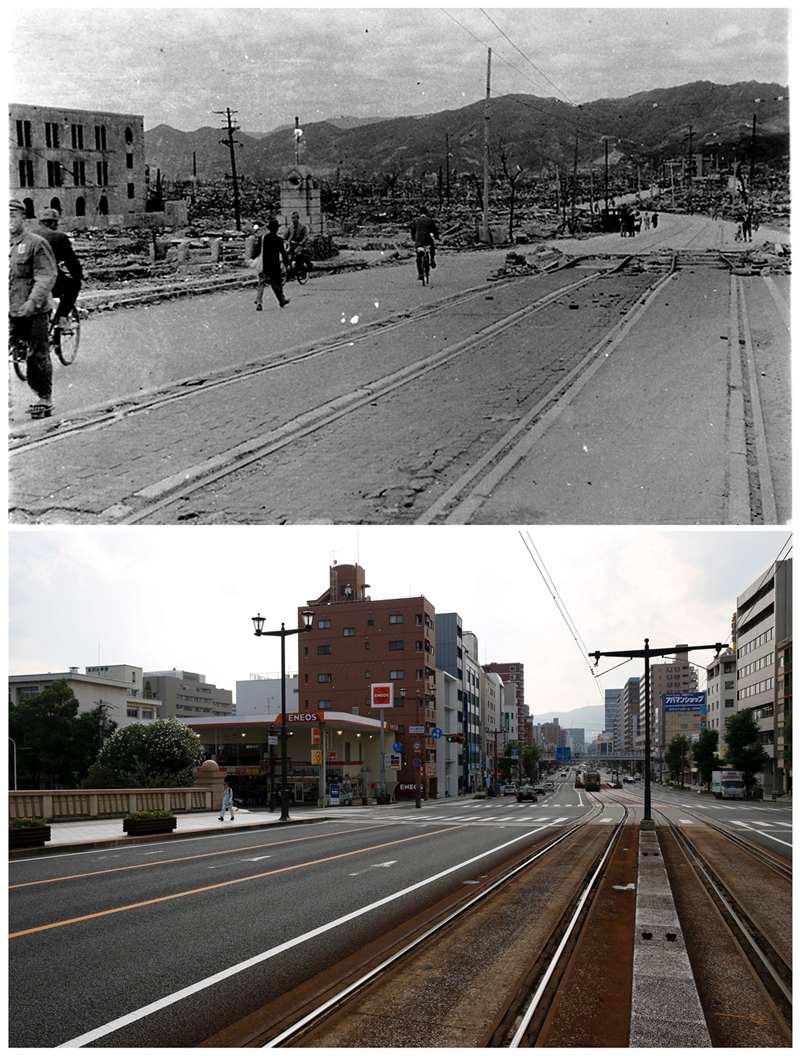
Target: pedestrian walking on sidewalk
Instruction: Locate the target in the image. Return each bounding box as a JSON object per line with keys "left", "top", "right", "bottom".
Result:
{"left": 219, "top": 780, "right": 235, "bottom": 821}
{"left": 254, "top": 217, "right": 291, "bottom": 310}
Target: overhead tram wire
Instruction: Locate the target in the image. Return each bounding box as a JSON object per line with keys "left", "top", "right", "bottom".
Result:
{"left": 439, "top": 8, "right": 573, "bottom": 105}
{"left": 478, "top": 8, "right": 578, "bottom": 106}
{"left": 518, "top": 531, "right": 605, "bottom": 701}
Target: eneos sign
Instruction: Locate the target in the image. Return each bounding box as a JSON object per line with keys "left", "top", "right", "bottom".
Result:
{"left": 371, "top": 683, "right": 393, "bottom": 708}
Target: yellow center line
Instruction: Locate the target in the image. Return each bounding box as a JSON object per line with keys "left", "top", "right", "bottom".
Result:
{"left": 10, "top": 824, "right": 470, "bottom": 938}
{"left": 9, "top": 823, "right": 395, "bottom": 888}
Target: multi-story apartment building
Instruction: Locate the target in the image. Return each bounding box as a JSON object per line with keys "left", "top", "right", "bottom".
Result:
{"left": 435, "top": 668, "right": 461, "bottom": 797}
{"left": 620, "top": 677, "right": 640, "bottom": 752}
{"left": 482, "top": 670, "right": 503, "bottom": 787}
{"left": 775, "top": 636, "right": 792, "bottom": 794}
{"left": 299, "top": 563, "right": 439, "bottom": 799}
{"left": 435, "top": 612, "right": 468, "bottom": 792}
{"left": 483, "top": 661, "right": 525, "bottom": 736}
{"left": 604, "top": 688, "right": 623, "bottom": 739}
{"left": 9, "top": 664, "right": 162, "bottom": 726}
{"left": 705, "top": 649, "right": 737, "bottom": 743}
{"left": 10, "top": 102, "right": 147, "bottom": 223}
{"left": 461, "top": 634, "right": 484, "bottom": 792}
{"left": 643, "top": 650, "right": 700, "bottom": 754}
{"left": 143, "top": 669, "right": 234, "bottom": 721}
{"left": 734, "top": 558, "right": 792, "bottom": 794}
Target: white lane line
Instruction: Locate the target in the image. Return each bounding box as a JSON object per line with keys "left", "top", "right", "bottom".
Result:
{"left": 58, "top": 823, "right": 554, "bottom": 1047}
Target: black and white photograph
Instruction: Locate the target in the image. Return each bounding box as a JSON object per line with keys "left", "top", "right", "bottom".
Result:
{"left": 8, "top": 6, "right": 790, "bottom": 524}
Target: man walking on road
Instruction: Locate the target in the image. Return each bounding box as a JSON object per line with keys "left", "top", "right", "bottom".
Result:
{"left": 254, "top": 217, "right": 291, "bottom": 310}
{"left": 219, "top": 780, "right": 235, "bottom": 821}
{"left": 9, "top": 198, "right": 58, "bottom": 418}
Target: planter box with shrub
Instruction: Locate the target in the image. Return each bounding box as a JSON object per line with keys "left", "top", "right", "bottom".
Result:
{"left": 122, "top": 810, "right": 177, "bottom": 837}
{"left": 10, "top": 817, "right": 51, "bottom": 848}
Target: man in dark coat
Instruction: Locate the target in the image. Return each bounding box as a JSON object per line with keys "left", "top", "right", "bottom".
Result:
{"left": 255, "top": 217, "right": 291, "bottom": 310}
{"left": 34, "top": 208, "right": 83, "bottom": 323}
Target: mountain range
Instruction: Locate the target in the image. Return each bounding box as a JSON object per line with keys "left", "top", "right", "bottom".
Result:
{"left": 145, "top": 80, "right": 789, "bottom": 184}
{"left": 532, "top": 706, "right": 607, "bottom": 738}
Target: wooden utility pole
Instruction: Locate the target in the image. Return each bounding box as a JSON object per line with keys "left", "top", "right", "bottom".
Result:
{"left": 570, "top": 108, "right": 581, "bottom": 231}
{"left": 215, "top": 106, "right": 242, "bottom": 230}
{"left": 482, "top": 48, "right": 491, "bottom": 242}
{"left": 750, "top": 113, "right": 757, "bottom": 199}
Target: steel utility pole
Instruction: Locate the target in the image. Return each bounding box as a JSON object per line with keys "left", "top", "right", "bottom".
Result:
{"left": 482, "top": 48, "right": 491, "bottom": 243}
{"left": 591, "top": 640, "right": 724, "bottom": 828}
{"left": 215, "top": 107, "right": 242, "bottom": 231}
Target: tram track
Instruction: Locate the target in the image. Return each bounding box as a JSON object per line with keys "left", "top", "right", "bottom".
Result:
{"left": 9, "top": 248, "right": 783, "bottom": 525}
{"left": 199, "top": 802, "right": 636, "bottom": 1048}
{"left": 651, "top": 804, "right": 791, "bottom": 1014}
{"left": 604, "top": 784, "right": 791, "bottom": 1045}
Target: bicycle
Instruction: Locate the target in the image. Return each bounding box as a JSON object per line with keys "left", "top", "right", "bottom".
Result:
{"left": 10, "top": 303, "right": 81, "bottom": 382}
{"left": 416, "top": 245, "right": 431, "bottom": 285}
{"left": 285, "top": 245, "right": 310, "bottom": 285}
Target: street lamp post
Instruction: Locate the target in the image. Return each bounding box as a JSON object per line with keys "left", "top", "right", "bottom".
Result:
{"left": 252, "top": 609, "right": 315, "bottom": 822}
{"left": 9, "top": 736, "right": 18, "bottom": 792}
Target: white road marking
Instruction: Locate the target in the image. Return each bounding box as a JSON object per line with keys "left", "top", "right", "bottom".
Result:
{"left": 59, "top": 824, "right": 555, "bottom": 1047}
{"left": 240, "top": 856, "right": 272, "bottom": 862}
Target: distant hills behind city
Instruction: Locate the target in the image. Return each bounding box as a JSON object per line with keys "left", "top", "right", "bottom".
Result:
{"left": 533, "top": 705, "right": 607, "bottom": 738}
{"left": 145, "top": 80, "right": 789, "bottom": 183}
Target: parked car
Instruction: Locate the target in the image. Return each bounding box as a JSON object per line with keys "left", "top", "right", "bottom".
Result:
{"left": 502, "top": 784, "right": 517, "bottom": 796}
{"left": 515, "top": 784, "right": 538, "bottom": 802}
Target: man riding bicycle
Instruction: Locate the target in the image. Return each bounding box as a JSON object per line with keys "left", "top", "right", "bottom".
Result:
{"left": 34, "top": 207, "right": 83, "bottom": 327}
{"left": 410, "top": 206, "right": 439, "bottom": 278}
{"left": 285, "top": 211, "right": 310, "bottom": 265}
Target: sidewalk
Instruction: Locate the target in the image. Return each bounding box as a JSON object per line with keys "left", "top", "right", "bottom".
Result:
{"left": 9, "top": 806, "right": 334, "bottom": 858}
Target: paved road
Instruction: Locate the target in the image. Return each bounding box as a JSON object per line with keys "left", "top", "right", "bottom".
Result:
{"left": 9, "top": 794, "right": 588, "bottom": 1048}
{"left": 9, "top": 212, "right": 790, "bottom": 524}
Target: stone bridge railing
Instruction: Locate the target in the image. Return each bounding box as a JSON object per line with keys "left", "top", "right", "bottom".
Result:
{"left": 9, "top": 787, "right": 212, "bottom": 821}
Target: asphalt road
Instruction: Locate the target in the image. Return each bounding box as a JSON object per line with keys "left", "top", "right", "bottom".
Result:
{"left": 9, "top": 790, "right": 588, "bottom": 1048}
{"left": 616, "top": 780, "right": 793, "bottom": 859}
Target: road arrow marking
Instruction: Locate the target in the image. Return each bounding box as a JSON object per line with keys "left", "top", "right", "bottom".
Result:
{"left": 241, "top": 856, "right": 273, "bottom": 862}
{"left": 349, "top": 860, "right": 398, "bottom": 875}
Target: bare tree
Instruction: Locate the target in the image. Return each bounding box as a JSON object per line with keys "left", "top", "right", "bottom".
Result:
{"left": 497, "top": 140, "right": 525, "bottom": 242}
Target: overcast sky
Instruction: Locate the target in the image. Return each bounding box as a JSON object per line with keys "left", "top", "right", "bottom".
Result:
{"left": 8, "top": 527, "right": 792, "bottom": 733}
{"left": 8, "top": 6, "right": 790, "bottom": 133}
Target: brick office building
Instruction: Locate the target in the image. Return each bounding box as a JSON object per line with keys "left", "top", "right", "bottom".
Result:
{"left": 299, "top": 563, "right": 439, "bottom": 799}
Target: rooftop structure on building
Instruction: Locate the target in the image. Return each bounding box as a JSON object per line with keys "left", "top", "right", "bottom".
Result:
{"left": 299, "top": 563, "right": 443, "bottom": 797}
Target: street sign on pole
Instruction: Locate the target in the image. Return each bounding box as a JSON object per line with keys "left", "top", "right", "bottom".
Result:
{"left": 392, "top": 741, "right": 403, "bottom": 753}
{"left": 431, "top": 727, "right": 443, "bottom": 739}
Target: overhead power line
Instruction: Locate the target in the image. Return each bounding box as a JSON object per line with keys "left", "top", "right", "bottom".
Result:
{"left": 479, "top": 8, "right": 578, "bottom": 106}
{"left": 519, "top": 531, "right": 605, "bottom": 701}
